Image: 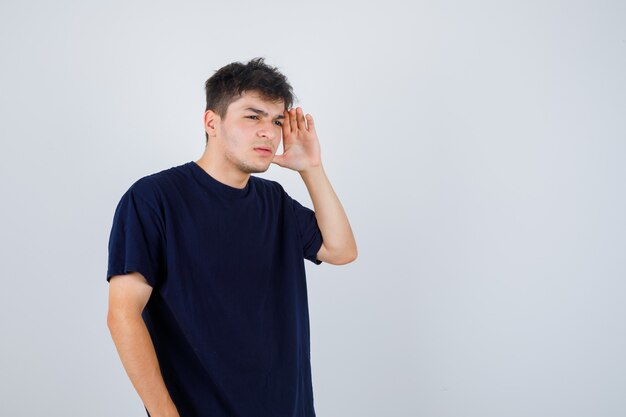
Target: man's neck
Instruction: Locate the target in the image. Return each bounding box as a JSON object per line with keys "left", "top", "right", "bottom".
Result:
{"left": 194, "top": 156, "right": 250, "bottom": 190}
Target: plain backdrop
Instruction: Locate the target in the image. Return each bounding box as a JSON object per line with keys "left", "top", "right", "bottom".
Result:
{"left": 0, "top": 1, "right": 624, "bottom": 416}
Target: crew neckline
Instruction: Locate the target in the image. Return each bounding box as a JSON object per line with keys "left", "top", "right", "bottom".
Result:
{"left": 187, "top": 161, "right": 254, "bottom": 200}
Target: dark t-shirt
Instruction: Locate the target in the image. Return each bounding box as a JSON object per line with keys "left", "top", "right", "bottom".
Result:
{"left": 106, "top": 161, "right": 323, "bottom": 417}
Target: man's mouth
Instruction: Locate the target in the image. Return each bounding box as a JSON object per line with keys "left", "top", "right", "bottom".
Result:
{"left": 254, "top": 147, "right": 272, "bottom": 156}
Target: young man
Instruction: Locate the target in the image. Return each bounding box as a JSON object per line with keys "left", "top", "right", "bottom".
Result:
{"left": 106, "top": 57, "right": 357, "bottom": 417}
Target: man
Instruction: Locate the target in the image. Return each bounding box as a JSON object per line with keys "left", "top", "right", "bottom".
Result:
{"left": 106, "top": 57, "right": 357, "bottom": 417}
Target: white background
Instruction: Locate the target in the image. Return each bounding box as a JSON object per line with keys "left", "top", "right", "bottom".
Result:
{"left": 0, "top": 1, "right": 624, "bottom": 416}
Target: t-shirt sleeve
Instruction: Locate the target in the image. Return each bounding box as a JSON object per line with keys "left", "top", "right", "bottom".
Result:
{"left": 106, "top": 179, "right": 166, "bottom": 287}
{"left": 291, "top": 197, "right": 324, "bottom": 265}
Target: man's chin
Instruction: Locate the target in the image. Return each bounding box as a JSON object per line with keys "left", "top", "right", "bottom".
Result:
{"left": 241, "top": 163, "right": 271, "bottom": 174}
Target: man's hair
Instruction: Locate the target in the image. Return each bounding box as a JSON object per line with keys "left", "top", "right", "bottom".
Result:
{"left": 204, "top": 57, "right": 295, "bottom": 142}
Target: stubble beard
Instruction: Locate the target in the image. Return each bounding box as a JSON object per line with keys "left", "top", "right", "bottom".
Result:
{"left": 221, "top": 127, "right": 271, "bottom": 174}
{"left": 224, "top": 146, "right": 270, "bottom": 174}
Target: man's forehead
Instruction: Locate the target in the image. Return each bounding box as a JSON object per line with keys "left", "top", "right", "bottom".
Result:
{"left": 232, "top": 91, "right": 285, "bottom": 112}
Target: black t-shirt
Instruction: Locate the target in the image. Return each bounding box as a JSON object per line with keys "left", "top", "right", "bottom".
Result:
{"left": 106, "top": 161, "right": 323, "bottom": 417}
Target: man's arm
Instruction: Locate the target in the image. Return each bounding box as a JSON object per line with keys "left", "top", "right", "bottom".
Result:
{"left": 273, "top": 106, "right": 357, "bottom": 265}
{"left": 299, "top": 164, "right": 358, "bottom": 265}
{"left": 107, "top": 272, "right": 180, "bottom": 417}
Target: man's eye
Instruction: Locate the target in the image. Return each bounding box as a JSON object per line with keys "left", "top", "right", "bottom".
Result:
{"left": 247, "top": 115, "right": 281, "bottom": 126}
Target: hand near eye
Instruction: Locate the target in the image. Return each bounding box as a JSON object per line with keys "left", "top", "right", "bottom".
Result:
{"left": 272, "top": 107, "right": 321, "bottom": 173}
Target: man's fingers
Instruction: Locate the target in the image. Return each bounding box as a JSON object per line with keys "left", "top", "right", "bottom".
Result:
{"left": 305, "top": 114, "right": 315, "bottom": 132}
{"left": 286, "top": 107, "right": 316, "bottom": 134}
{"left": 289, "top": 108, "right": 297, "bottom": 133}
{"left": 296, "top": 107, "right": 306, "bottom": 131}
{"left": 282, "top": 109, "right": 291, "bottom": 134}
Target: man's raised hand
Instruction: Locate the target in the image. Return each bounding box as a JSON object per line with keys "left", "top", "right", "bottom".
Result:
{"left": 272, "top": 107, "right": 321, "bottom": 173}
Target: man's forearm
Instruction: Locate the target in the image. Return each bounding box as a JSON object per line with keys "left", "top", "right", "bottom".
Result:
{"left": 299, "top": 163, "right": 357, "bottom": 261}
{"left": 108, "top": 314, "right": 180, "bottom": 417}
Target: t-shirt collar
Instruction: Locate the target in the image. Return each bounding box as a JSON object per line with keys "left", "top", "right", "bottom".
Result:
{"left": 187, "top": 161, "right": 253, "bottom": 200}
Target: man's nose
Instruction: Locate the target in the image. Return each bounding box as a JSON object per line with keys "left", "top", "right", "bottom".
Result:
{"left": 257, "top": 121, "right": 277, "bottom": 139}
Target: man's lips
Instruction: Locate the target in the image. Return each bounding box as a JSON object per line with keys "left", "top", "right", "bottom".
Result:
{"left": 254, "top": 147, "right": 272, "bottom": 156}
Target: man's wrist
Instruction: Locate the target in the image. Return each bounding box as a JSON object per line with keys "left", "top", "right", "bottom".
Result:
{"left": 148, "top": 398, "right": 180, "bottom": 417}
{"left": 299, "top": 163, "right": 324, "bottom": 177}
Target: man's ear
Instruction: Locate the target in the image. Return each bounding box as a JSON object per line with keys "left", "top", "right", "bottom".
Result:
{"left": 204, "top": 109, "right": 220, "bottom": 138}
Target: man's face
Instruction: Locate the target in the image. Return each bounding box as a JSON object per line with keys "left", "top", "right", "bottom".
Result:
{"left": 214, "top": 90, "right": 285, "bottom": 175}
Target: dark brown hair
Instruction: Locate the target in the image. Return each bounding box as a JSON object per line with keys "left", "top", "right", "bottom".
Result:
{"left": 204, "top": 57, "right": 295, "bottom": 142}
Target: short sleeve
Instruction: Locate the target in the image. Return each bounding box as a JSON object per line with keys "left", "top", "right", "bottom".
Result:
{"left": 106, "top": 179, "right": 166, "bottom": 287}
{"left": 291, "top": 197, "right": 324, "bottom": 265}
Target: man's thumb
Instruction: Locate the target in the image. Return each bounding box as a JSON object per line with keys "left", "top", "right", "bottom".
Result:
{"left": 272, "top": 154, "right": 286, "bottom": 166}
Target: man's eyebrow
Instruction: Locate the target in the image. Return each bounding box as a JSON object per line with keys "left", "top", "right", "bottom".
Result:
{"left": 243, "top": 107, "right": 285, "bottom": 119}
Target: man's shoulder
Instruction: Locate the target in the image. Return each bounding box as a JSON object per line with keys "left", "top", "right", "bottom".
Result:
{"left": 125, "top": 163, "right": 186, "bottom": 206}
